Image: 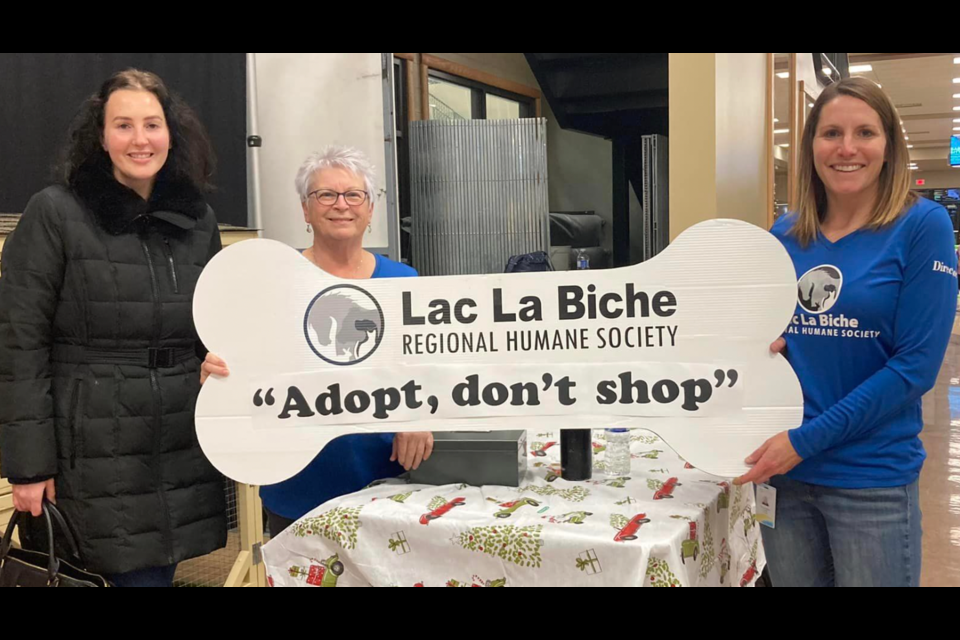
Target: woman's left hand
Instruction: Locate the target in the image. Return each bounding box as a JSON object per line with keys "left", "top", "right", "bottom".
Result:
{"left": 734, "top": 431, "right": 802, "bottom": 486}
{"left": 200, "top": 352, "right": 229, "bottom": 385}
{"left": 391, "top": 432, "right": 435, "bottom": 471}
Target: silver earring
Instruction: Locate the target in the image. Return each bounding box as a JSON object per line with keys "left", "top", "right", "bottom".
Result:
{"left": 307, "top": 224, "right": 313, "bottom": 233}
{"left": 367, "top": 224, "right": 372, "bottom": 235}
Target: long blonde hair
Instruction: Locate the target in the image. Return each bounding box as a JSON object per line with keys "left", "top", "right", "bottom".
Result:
{"left": 792, "top": 77, "right": 915, "bottom": 246}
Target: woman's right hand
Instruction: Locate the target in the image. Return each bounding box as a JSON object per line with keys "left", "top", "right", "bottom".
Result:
{"left": 12, "top": 479, "right": 56, "bottom": 517}
{"left": 200, "top": 353, "right": 230, "bottom": 385}
{"left": 770, "top": 337, "right": 786, "bottom": 355}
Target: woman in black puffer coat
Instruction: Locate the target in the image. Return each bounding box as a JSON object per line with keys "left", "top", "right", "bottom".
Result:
{"left": 0, "top": 69, "right": 226, "bottom": 586}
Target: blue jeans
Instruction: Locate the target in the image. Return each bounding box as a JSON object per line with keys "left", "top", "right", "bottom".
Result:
{"left": 762, "top": 476, "right": 922, "bottom": 587}
{"left": 105, "top": 564, "right": 178, "bottom": 588}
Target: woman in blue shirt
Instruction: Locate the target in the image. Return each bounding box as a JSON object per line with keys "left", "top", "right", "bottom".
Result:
{"left": 202, "top": 146, "right": 433, "bottom": 537}
{"left": 735, "top": 78, "right": 958, "bottom": 587}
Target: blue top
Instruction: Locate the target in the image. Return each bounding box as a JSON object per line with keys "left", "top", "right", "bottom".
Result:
{"left": 260, "top": 253, "right": 418, "bottom": 519}
{"left": 771, "top": 197, "right": 958, "bottom": 488}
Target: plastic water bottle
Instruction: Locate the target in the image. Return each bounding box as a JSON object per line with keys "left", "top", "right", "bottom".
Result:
{"left": 605, "top": 428, "right": 631, "bottom": 476}
{"left": 576, "top": 248, "right": 590, "bottom": 270}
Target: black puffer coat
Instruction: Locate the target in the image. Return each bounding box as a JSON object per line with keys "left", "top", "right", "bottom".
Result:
{"left": 0, "top": 165, "right": 227, "bottom": 574}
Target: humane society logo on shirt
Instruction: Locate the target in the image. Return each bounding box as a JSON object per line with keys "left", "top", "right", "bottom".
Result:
{"left": 786, "top": 264, "right": 882, "bottom": 340}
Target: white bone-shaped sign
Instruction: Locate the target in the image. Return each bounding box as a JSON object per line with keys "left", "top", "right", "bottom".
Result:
{"left": 194, "top": 219, "right": 803, "bottom": 486}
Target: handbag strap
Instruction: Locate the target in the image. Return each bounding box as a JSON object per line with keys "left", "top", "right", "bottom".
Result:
{"left": 44, "top": 502, "right": 82, "bottom": 561}
{"left": 0, "top": 510, "right": 18, "bottom": 559}
{"left": 0, "top": 503, "right": 63, "bottom": 585}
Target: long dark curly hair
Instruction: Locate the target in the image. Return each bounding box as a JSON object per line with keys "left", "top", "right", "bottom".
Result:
{"left": 57, "top": 69, "right": 216, "bottom": 191}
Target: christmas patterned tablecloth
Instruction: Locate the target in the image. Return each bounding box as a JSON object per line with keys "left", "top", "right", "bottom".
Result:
{"left": 262, "top": 429, "right": 766, "bottom": 587}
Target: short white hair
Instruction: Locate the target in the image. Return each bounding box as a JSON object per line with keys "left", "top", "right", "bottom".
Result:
{"left": 294, "top": 145, "right": 377, "bottom": 203}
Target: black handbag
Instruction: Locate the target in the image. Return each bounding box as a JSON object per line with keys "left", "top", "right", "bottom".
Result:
{"left": 0, "top": 501, "right": 109, "bottom": 587}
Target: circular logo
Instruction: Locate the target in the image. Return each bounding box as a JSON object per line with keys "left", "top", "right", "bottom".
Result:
{"left": 797, "top": 265, "right": 843, "bottom": 314}
{"left": 304, "top": 285, "right": 385, "bottom": 366}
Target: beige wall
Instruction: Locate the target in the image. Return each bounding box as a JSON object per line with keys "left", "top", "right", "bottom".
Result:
{"left": 668, "top": 53, "right": 718, "bottom": 238}
{"left": 716, "top": 53, "right": 768, "bottom": 230}
{"left": 669, "top": 53, "right": 768, "bottom": 239}
{"left": 254, "top": 53, "right": 390, "bottom": 249}
{"left": 911, "top": 171, "right": 960, "bottom": 190}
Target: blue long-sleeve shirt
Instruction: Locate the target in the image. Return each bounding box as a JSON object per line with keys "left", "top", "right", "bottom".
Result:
{"left": 772, "top": 197, "right": 958, "bottom": 488}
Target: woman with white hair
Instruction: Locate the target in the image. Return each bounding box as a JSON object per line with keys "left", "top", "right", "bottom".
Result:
{"left": 201, "top": 146, "right": 434, "bottom": 536}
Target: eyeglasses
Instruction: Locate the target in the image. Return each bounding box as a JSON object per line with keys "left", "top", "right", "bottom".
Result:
{"left": 307, "top": 190, "right": 369, "bottom": 206}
